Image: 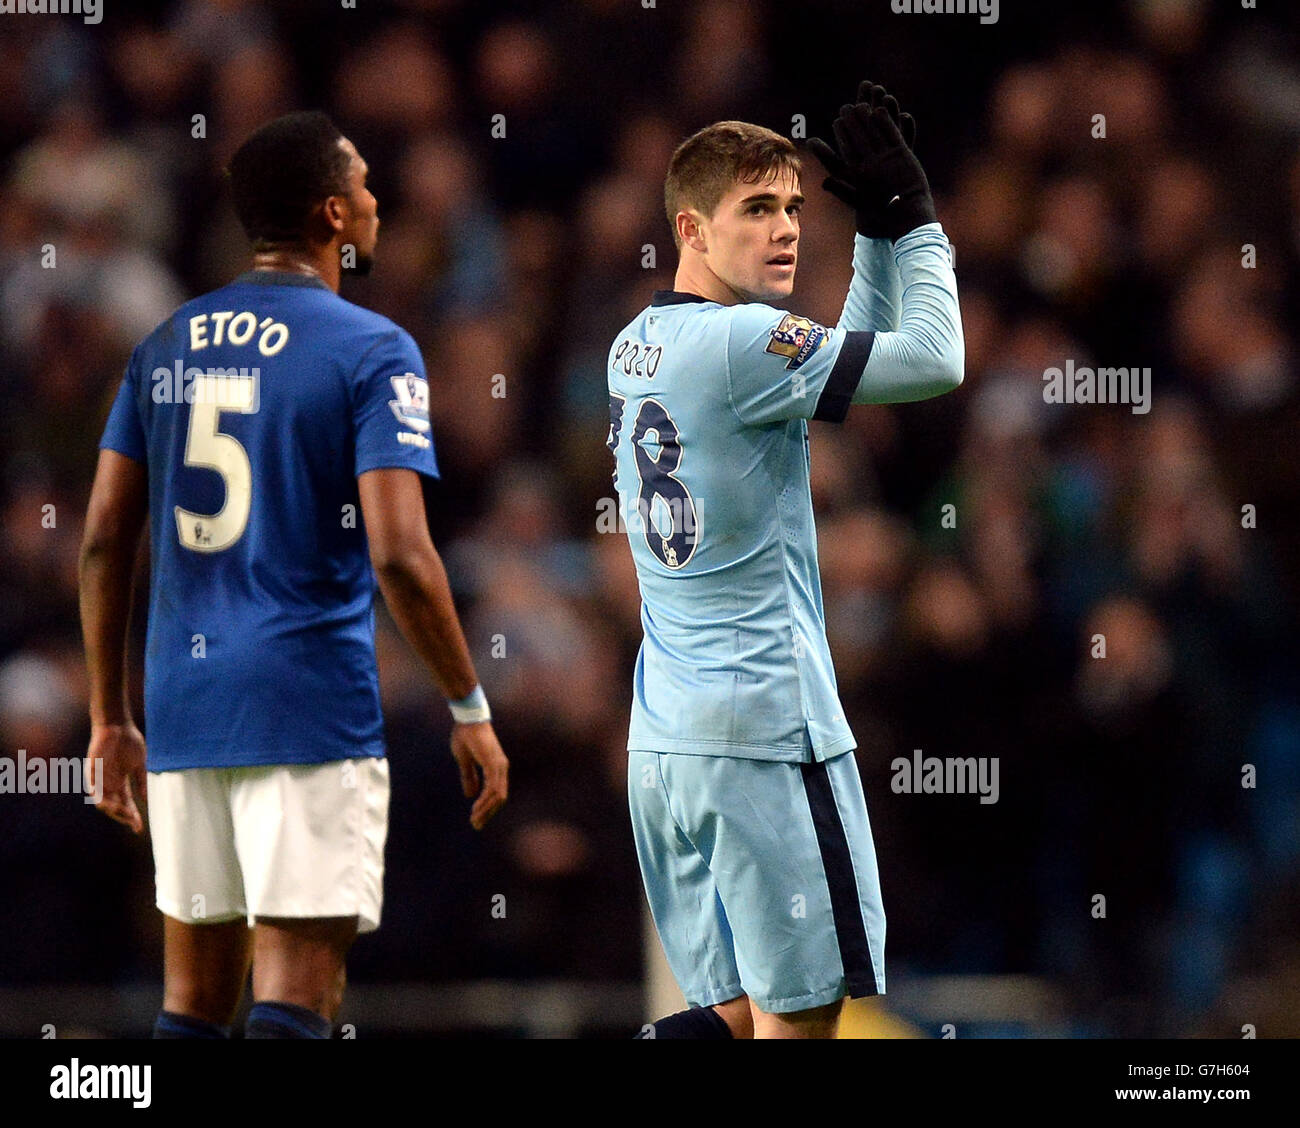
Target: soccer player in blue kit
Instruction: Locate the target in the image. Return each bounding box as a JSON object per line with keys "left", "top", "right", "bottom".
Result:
{"left": 79, "top": 112, "right": 508, "bottom": 1039}
{"left": 610, "top": 83, "right": 964, "bottom": 1038}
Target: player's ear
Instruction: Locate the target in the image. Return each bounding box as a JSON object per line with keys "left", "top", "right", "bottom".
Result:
{"left": 321, "top": 194, "right": 348, "bottom": 234}
{"left": 678, "top": 210, "right": 706, "bottom": 253}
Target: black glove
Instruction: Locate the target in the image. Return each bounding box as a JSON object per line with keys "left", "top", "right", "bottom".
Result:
{"left": 808, "top": 81, "right": 936, "bottom": 241}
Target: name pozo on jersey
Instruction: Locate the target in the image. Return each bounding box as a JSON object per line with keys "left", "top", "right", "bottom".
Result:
{"left": 613, "top": 339, "right": 663, "bottom": 379}
{"left": 389, "top": 373, "right": 432, "bottom": 448}
{"left": 765, "top": 313, "right": 828, "bottom": 370}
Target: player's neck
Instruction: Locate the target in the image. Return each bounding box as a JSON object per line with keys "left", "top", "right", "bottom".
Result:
{"left": 250, "top": 247, "right": 341, "bottom": 293}
{"left": 672, "top": 261, "right": 745, "bottom": 306}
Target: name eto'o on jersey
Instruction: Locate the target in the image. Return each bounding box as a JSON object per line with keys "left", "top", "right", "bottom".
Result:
{"left": 188, "top": 310, "right": 290, "bottom": 356}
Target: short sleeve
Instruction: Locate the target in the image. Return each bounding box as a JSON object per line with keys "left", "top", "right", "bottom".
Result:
{"left": 351, "top": 327, "right": 440, "bottom": 480}
{"left": 99, "top": 348, "right": 147, "bottom": 464}
{"left": 725, "top": 303, "right": 875, "bottom": 426}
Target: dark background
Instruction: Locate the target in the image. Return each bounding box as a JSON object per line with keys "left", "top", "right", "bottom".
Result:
{"left": 1, "top": 0, "right": 1298, "bottom": 1037}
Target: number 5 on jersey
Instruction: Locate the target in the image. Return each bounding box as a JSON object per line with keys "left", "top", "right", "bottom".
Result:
{"left": 608, "top": 393, "right": 699, "bottom": 569}
{"left": 175, "top": 374, "right": 257, "bottom": 552}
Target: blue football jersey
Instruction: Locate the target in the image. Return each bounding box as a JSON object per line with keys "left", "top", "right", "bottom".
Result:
{"left": 99, "top": 270, "right": 439, "bottom": 771}
{"left": 608, "top": 226, "right": 960, "bottom": 762}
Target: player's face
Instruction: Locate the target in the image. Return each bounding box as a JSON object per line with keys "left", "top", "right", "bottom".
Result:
{"left": 704, "top": 167, "right": 803, "bottom": 303}
{"left": 337, "top": 137, "right": 379, "bottom": 276}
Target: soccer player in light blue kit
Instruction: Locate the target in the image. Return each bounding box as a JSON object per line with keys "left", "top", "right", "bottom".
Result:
{"left": 79, "top": 113, "right": 507, "bottom": 1039}
{"left": 610, "top": 83, "right": 964, "bottom": 1038}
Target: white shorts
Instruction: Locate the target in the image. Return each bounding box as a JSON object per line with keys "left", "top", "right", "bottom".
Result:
{"left": 146, "top": 757, "right": 389, "bottom": 934}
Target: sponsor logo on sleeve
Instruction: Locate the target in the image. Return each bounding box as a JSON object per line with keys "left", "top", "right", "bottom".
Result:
{"left": 764, "top": 314, "right": 828, "bottom": 370}
{"left": 389, "top": 373, "right": 432, "bottom": 448}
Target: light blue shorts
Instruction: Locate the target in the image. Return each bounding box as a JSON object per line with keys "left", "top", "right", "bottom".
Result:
{"left": 628, "top": 748, "right": 886, "bottom": 1014}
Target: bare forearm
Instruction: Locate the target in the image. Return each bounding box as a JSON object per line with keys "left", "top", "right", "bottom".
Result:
{"left": 79, "top": 541, "right": 138, "bottom": 726}
{"left": 374, "top": 550, "right": 480, "bottom": 702}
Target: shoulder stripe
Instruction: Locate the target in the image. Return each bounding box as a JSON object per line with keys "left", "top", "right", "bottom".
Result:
{"left": 813, "top": 331, "right": 875, "bottom": 423}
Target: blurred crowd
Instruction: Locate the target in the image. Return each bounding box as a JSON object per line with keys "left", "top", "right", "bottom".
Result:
{"left": 1, "top": 0, "right": 1298, "bottom": 1037}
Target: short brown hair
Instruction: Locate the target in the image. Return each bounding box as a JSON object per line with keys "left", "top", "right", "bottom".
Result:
{"left": 664, "top": 121, "right": 801, "bottom": 251}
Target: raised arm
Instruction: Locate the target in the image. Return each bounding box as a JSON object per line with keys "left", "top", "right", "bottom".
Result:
{"left": 849, "top": 222, "right": 962, "bottom": 404}
{"left": 811, "top": 81, "right": 919, "bottom": 333}
{"left": 837, "top": 234, "right": 902, "bottom": 333}
{"left": 809, "top": 80, "right": 962, "bottom": 403}
{"left": 726, "top": 222, "right": 961, "bottom": 423}
{"left": 722, "top": 83, "right": 963, "bottom": 425}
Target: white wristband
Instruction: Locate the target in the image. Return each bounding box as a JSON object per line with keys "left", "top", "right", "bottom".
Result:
{"left": 449, "top": 685, "right": 491, "bottom": 724}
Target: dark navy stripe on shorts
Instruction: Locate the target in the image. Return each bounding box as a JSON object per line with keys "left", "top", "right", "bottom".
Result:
{"left": 800, "top": 757, "right": 879, "bottom": 997}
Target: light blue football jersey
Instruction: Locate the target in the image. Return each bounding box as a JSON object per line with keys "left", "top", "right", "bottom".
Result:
{"left": 607, "top": 224, "right": 960, "bottom": 762}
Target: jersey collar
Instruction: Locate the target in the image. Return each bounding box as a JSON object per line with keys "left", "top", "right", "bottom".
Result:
{"left": 234, "top": 269, "right": 332, "bottom": 290}
{"left": 651, "top": 289, "right": 714, "bottom": 306}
